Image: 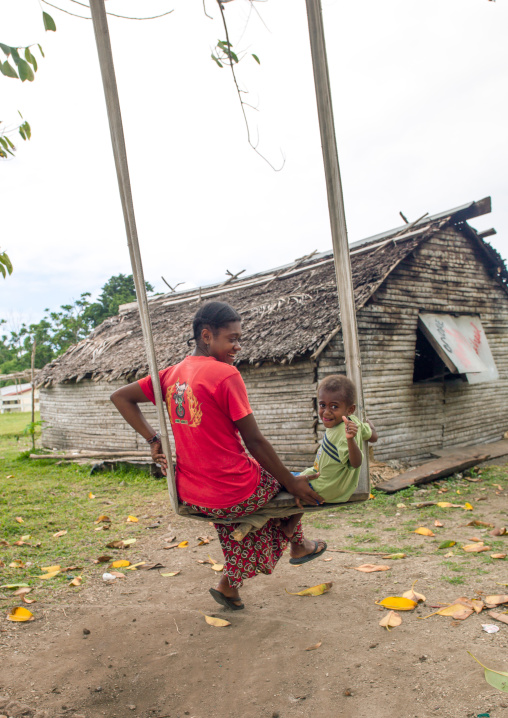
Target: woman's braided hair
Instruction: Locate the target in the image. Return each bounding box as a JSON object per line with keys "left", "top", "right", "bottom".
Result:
{"left": 192, "top": 301, "right": 241, "bottom": 343}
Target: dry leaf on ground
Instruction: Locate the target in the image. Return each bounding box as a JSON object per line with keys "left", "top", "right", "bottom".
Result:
{"left": 468, "top": 537, "right": 482, "bottom": 542}
{"left": 468, "top": 520, "right": 494, "bottom": 528}
{"left": 464, "top": 503, "right": 474, "bottom": 511}
{"left": 414, "top": 527, "right": 435, "bottom": 537}
{"left": 353, "top": 564, "right": 391, "bottom": 573}
{"left": 491, "top": 554, "right": 507, "bottom": 559}
{"left": 53, "top": 530, "right": 67, "bottom": 538}
{"left": 42, "top": 565, "right": 61, "bottom": 572}
{"left": 490, "top": 528, "right": 507, "bottom": 537}
{"left": 7, "top": 607, "right": 34, "bottom": 622}
{"left": 124, "top": 562, "right": 145, "bottom": 570}
{"left": 463, "top": 543, "right": 490, "bottom": 553}
{"left": 305, "top": 641, "right": 322, "bottom": 650}
{"left": 126, "top": 516, "right": 138, "bottom": 523}
{"left": 88, "top": 492, "right": 95, "bottom": 499}
{"left": 286, "top": 582, "right": 333, "bottom": 597}
{"left": 13, "top": 587, "right": 31, "bottom": 597}
{"left": 382, "top": 553, "right": 406, "bottom": 560}
{"left": 178, "top": 541, "right": 189, "bottom": 548}
{"left": 109, "top": 571, "right": 126, "bottom": 579}
{"left": 402, "top": 580, "right": 426, "bottom": 603}
{"left": 379, "top": 611, "right": 402, "bottom": 630}
{"left": 200, "top": 612, "right": 231, "bottom": 627}
{"left": 211, "top": 564, "right": 224, "bottom": 572}
{"left": 420, "top": 604, "right": 474, "bottom": 620}
{"left": 375, "top": 596, "right": 417, "bottom": 611}
{"left": 488, "top": 611, "right": 508, "bottom": 625}
{"left": 9, "top": 560, "right": 25, "bottom": 569}
{"left": 160, "top": 571, "right": 180, "bottom": 577}
{"left": 110, "top": 560, "right": 130, "bottom": 569}
{"left": 69, "top": 576, "right": 82, "bottom": 586}
{"left": 163, "top": 542, "right": 180, "bottom": 550}
{"left": 39, "top": 570, "right": 60, "bottom": 580}
{"left": 434, "top": 520, "right": 444, "bottom": 527}
{"left": 484, "top": 595, "right": 508, "bottom": 607}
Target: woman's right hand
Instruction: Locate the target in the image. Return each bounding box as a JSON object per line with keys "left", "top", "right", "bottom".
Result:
{"left": 286, "top": 473, "right": 324, "bottom": 508}
{"left": 150, "top": 440, "right": 168, "bottom": 476}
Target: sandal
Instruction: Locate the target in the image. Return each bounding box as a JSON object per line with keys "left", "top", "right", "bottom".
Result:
{"left": 209, "top": 587, "right": 245, "bottom": 611}
{"left": 289, "top": 540, "right": 327, "bottom": 565}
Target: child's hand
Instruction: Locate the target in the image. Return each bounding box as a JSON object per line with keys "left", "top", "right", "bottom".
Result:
{"left": 342, "top": 416, "right": 358, "bottom": 440}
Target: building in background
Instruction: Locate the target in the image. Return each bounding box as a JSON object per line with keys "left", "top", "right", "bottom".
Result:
{"left": 0, "top": 383, "right": 40, "bottom": 414}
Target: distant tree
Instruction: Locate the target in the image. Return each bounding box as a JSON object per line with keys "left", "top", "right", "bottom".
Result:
{"left": 85, "top": 274, "right": 154, "bottom": 328}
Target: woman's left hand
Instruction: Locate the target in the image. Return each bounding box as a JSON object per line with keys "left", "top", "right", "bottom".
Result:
{"left": 150, "top": 440, "right": 168, "bottom": 475}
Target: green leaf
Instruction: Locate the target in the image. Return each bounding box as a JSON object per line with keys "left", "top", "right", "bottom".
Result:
{"left": 25, "top": 48, "right": 38, "bottom": 72}
{"left": 22, "top": 121, "right": 31, "bottom": 140}
{"left": 211, "top": 53, "right": 223, "bottom": 68}
{"left": 10, "top": 47, "right": 20, "bottom": 65}
{"left": 38, "top": 44, "right": 45, "bottom": 58}
{"left": 468, "top": 652, "right": 508, "bottom": 693}
{"left": 17, "top": 58, "right": 34, "bottom": 82}
{"left": 0, "top": 137, "right": 7, "bottom": 149}
{"left": 0, "top": 43, "right": 11, "bottom": 57}
{"left": 43, "top": 11, "right": 57, "bottom": 32}
{"left": 217, "top": 39, "right": 232, "bottom": 48}
{"left": 4, "top": 135, "right": 15, "bottom": 149}
{"left": 0, "top": 252, "right": 13, "bottom": 275}
{"left": 0, "top": 263, "right": 6, "bottom": 278}
{"left": 19, "top": 126, "right": 26, "bottom": 141}
{"left": 438, "top": 540, "right": 456, "bottom": 549}
{"left": 229, "top": 51, "right": 239, "bottom": 63}
{"left": 1, "top": 61, "right": 19, "bottom": 79}
{"left": 252, "top": 53, "right": 260, "bottom": 64}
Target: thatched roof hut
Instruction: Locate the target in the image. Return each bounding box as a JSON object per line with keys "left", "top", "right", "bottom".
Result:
{"left": 37, "top": 197, "right": 508, "bottom": 467}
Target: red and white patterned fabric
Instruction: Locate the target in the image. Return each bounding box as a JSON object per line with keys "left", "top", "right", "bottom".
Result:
{"left": 181, "top": 468, "right": 305, "bottom": 588}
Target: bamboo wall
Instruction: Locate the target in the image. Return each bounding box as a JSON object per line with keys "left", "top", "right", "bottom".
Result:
{"left": 318, "top": 227, "right": 508, "bottom": 461}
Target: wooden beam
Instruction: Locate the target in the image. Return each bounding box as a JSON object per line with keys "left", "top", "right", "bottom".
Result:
{"left": 305, "top": 0, "right": 369, "bottom": 494}
{"left": 88, "top": 0, "right": 178, "bottom": 513}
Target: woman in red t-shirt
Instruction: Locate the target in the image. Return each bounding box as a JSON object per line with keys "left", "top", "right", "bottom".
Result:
{"left": 111, "top": 301, "right": 326, "bottom": 610}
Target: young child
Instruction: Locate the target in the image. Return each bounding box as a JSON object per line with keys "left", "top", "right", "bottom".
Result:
{"left": 283, "top": 375, "right": 377, "bottom": 545}
{"left": 302, "top": 373, "right": 378, "bottom": 503}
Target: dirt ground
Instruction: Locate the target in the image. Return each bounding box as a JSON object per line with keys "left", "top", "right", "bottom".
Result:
{"left": 2, "top": 462, "right": 508, "bottom": 718}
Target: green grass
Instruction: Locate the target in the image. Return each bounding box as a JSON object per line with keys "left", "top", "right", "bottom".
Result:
{"left": 0, "top": 410, "right": 40, "bottom": 438}
{"left": 0, "top": 418, "right": 167, "bottom": 607}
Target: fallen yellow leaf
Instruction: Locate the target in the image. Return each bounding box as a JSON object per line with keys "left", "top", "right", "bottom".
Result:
{"left": 124, "top": 562, "right": 146, "bottom": 570}
{"left": 414, "top": 527, "right": 435, "bottom": 537}
{"left": 110, "top": 560, "right": 131, "bottom": 569}
{"left": 42, "top": 565, "right": 61, "bottom": 572}
{"left": 7, "top": 606, "right": 34, "bottom": 622}
{"left": 353, "top": 564, "right": 391, "bottom": 573}
{"left": 464, "top": 502, "right": 474, "bottom": 511}
{"left": 160, "top": 571, "right": 181, "bottom": 577}
{"left": 434, "top": 520, "right": 444, "bottom": 527}
{"left": 396, "top": 503, "right": 406, "bottom": 509}
{"left": 20, "top": 534, "right": 31, "bottom": 540}
{"left": 375, "top": 596, "right": 417, "bottom": 611}
{"left": 178, "top": 541, "right": 189, "bottom": 548}
{"left": 211, "top": 564, "right": 224, "bottom": 572}
{"left": 53, "top": 530, "right": 67, "bottom": 538}
{"left": 382, "top": 553, "right": 406, "bottom": 560}
{"left": 38, "top": 570, "right": 60, "bottom": 580}
{"left": 94, "top": 515, "right": 111, "bottom": 524}
{"left": 126, "top": 516, "right": 138, "bottom": 523}
{"left": 15, "top": 517, "right": 24, "bottom": 523}
{"left": 379, "top": 610, "right": 402, "bottom": 630}
{"left": 9, "top": 560, "right": 25, "bottom": 569}
{"left": 491, "top": 554, "right": 507, "bottom": 560}
{"left": 69, "top": 576, "right": 82, "bottom": 586}
{"left": 88, "top": 492, "right": 95, "bottom": 499}
{"left": 286, "top": 582, "right": 333, "bottom": 597}
{"left": 484, "top": 595, "right": 508, "bottom": 607}
{"left": 420, "top": 604, "right": 473, "bottom": 620}
{"left": 109, "top": 571, "right": 127, "bottom": 578}
{"left": 305, "top": 641, "right": 323, "bottom": 650}
{"left": 200, "top": 612, "right": 231, "bottom": 627}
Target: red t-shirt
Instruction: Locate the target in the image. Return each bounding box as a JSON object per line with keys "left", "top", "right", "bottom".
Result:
{"left": 138, "top": 356, "right": 260, "bottom": 508}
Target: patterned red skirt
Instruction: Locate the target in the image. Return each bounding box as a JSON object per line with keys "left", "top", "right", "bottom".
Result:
{"left": 181, "top": 469, "right": 304, "bottom": 588}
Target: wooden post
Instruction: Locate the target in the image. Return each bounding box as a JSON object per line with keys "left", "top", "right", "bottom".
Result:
{"left": 31, "top": 340, "right": 36, "bottom": 452}
{"left": 305, "top": 0, "right": 369, "bottom": 494}
{"left": 88, "top": 0, "right": 179, "bottom": 513}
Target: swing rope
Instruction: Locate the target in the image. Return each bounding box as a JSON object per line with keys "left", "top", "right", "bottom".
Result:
{"left": 87, "top": 0, "right": 369, "bottom": 522}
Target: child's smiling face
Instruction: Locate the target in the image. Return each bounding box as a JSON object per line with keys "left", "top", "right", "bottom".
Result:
{"left": 318, "top": 388, "right": 356, "bottom": 429}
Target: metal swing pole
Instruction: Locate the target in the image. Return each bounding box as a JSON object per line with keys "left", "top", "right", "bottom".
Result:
{"left": 305, "top": 0, "right": 370, "bottom": 496}
{"left": 89, "top": 0, "right": 179, "bottom": 513}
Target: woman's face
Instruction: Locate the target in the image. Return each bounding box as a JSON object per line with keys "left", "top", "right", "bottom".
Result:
{"left": 204, "top": 321, "right": 242, "bottom": 365}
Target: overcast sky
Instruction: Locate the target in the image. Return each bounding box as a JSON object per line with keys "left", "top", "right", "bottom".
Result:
{"left": 1, "top": 0, "right": 507, "bottom": 331}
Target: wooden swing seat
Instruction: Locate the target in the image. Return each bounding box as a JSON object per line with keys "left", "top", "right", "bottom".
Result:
{"left": 177, "top": 488, "right": 369, "bottom": 520}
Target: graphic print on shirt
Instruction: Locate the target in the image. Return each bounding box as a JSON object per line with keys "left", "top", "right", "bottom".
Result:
{"left": 165, "top": 379, "right": 203, "bottom": 427}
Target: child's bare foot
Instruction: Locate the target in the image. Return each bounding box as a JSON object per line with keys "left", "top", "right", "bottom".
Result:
{"left": 280, "top": 513, "right": 303, "bottom": 538}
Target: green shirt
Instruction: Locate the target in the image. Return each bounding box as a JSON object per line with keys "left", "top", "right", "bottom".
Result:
{"left": 301, "top": 415, "right": 372, "bottom": 503}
